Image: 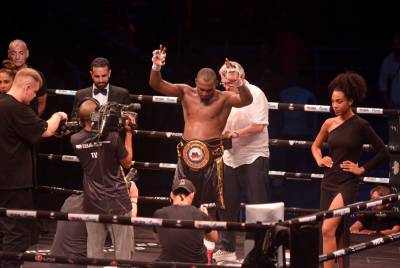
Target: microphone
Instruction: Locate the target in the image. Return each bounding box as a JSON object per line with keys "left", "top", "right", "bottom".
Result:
{"left": 126, "top": 103, "right": 141, "bottom": 111}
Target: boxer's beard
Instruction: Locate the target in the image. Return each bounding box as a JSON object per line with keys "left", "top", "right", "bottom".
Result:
{"left": 200, "top": 94, "right": 213, "bottom": 104}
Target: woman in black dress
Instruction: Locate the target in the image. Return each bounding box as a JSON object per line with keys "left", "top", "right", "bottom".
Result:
{"left": 311, "top": 71, "right": 389, "bottom": 268}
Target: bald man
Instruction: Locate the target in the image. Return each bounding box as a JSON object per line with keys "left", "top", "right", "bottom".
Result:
{"left": 149, "top": 45, "right": 253, "bottom": 207}
{"left": 0, "top": 68, "right": 67, "bottom": 268}
{"left": 70, "top": 99, "right": 136, "bottom": 265}
{"left": 8, "top": 39, "right": 48, "bottom": 116}
{"left": 8, "top": 40, "right": 50, "bottom": 241}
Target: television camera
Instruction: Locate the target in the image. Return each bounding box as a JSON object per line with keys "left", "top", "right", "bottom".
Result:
{"left": 56, "top": 102, "right": 141, "bottom": 140}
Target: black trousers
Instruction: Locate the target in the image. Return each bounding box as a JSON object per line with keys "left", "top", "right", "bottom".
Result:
{"left": 0, "top": 188, "right": 34, "bottom": 268}
{"left": 218, "top": 156, "right": 270, "bottom": 251}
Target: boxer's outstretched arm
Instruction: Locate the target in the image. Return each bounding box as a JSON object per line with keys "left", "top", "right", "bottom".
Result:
{"left": 222, "top": 59, "right": 252, "bottom": 107}
{"left": 225, "top": 82, "right": 253, "bottom": 108}
{"left": 149, "top": 44, "right": 184, "bottom": 98}
{"left": 149, "top": 69, "right": 185, "bottom": 98}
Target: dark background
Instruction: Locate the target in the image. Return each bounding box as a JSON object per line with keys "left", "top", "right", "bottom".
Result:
{"left": 1, "top": 0, "right": 397, "bottom": 213}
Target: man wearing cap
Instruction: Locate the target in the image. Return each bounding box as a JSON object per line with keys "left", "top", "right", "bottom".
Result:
{"left": 152, "top": 179, "right": 218, "bottom": 264}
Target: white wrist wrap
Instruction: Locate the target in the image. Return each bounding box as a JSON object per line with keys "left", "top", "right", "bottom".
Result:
{"left": 152, "top": 63, "right": 161, "bottom": 71}
{"left": 232, "top": 79, "right": 243, "bottom": 88}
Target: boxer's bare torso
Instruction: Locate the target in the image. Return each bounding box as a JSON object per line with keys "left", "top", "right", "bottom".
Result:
{"left": 181, "top": 85, "right": 234, "bottom": 140}
{"left": 149, "top": 45, "right": 253, "bottom": 141}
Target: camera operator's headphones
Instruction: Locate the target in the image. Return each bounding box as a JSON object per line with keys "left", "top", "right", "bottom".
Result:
{"left": 77, "top": 97, "right": 100, "bottom": 127}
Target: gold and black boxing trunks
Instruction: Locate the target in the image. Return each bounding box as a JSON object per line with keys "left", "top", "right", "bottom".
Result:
{"left": 176, "top": 137, "right": 232, "bottom": 208}
{"left": 177, "top": 137, "right": 232, "bottom": 171}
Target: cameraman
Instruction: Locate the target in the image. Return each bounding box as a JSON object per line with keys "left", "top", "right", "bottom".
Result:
{"left": 70, "top": 98, "right": 136, "bottom": 265}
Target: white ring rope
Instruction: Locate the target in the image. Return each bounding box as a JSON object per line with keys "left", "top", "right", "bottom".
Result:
{"left": 47, "top": 89, "right": 400, "bottom": 115}
{"left": 39, "top": 153, "right": 390, "bottom": 185}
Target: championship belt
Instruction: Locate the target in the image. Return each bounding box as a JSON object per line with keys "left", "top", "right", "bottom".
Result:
{"left": 181, "top": 140, "right": 211, "bottom": 170}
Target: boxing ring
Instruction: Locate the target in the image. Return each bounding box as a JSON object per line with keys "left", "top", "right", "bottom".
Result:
{"left": 1, "top": 192, "right": 400, "bottom": 267}
{"left": 2, "top": 90, "right": 400, "bottom": 267}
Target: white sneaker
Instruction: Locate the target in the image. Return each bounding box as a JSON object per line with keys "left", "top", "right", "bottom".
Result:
{"left": 212, "top": 249, "right": 237, "bottom": 262}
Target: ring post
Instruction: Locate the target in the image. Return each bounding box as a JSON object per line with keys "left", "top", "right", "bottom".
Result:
{"left": 244, "top": 203, "right": 284, "bottom": 266}
{"left": 389, "top": 114, "right": 400, "bottom": 186}
{"left": 289, "top": 223, "right": 319, "bottom": 268}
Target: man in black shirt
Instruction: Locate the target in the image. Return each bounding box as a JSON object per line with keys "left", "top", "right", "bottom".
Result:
{"left": 153, "top": 179, "right": 218, "bottom": 264}
{"left": 49, "top": 194, "right": 87, "bottom": 268}
{"left": 8, "top": 40, "right": 50, "bottom": 241}
{"left": 7, "top": 39, "right": 47, "bottom": 116}
{"left": 70, "top": 98, "right": 135, "bottom": 266}
{"left": 49, "top": 179, "right": 139, "bottom": 268}
{"left": 0, "top": 68, "right": 67, "bottom": 268}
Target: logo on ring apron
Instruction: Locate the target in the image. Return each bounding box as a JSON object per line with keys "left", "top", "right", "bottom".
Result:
{"left": 182, "top": 140, "right": 210, "bottom": 170}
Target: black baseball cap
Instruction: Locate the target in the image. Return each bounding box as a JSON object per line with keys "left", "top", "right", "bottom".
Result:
{"left": 172, "top": 179, "right": 196, "bottom": 193}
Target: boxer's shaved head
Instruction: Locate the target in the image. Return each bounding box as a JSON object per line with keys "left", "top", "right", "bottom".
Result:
{"left": 196, "top": 68, "right": 217, "bottom": 83}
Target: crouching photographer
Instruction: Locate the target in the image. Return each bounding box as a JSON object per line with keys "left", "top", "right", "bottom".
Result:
{"left": 70, "top": 98, "right": 136, "bottom": 264}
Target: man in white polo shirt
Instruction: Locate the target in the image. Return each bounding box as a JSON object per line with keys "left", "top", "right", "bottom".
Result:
{"left": 214, "top": 60, "right": 270, "bottom": 262}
